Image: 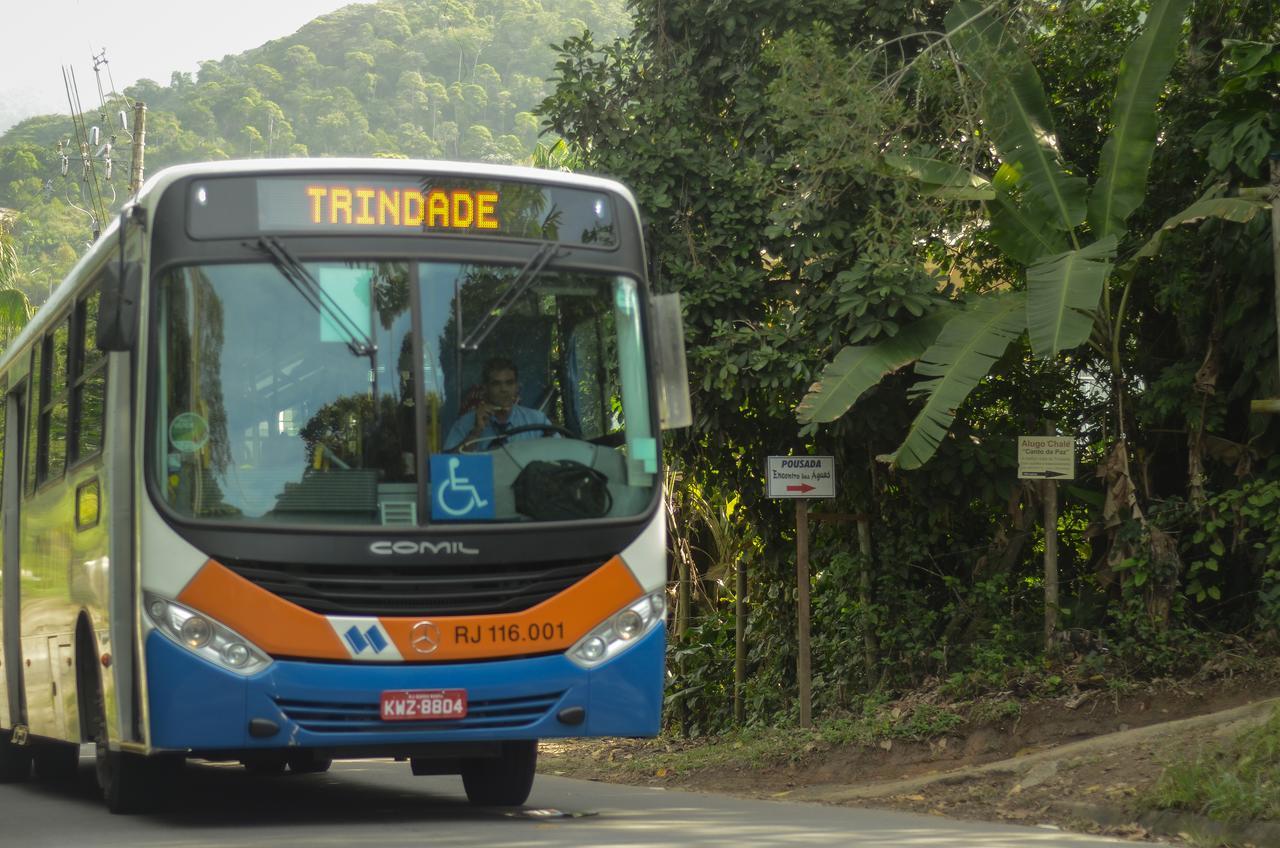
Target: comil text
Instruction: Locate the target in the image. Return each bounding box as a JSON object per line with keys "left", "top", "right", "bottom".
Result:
{"left": 305, "top": 185, "right": 500, "bottom": 231}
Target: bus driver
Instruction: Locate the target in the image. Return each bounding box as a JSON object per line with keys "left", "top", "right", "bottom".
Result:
{"left": 445, "top": 357, "right": 554, "bottom": 451}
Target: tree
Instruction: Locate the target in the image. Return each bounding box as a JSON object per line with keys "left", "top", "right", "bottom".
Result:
{"left": 798, "top": 0, "right": 1268, "bottom": 471}
{"left": 0, "top": 209, "right": 34, "bottom": 348}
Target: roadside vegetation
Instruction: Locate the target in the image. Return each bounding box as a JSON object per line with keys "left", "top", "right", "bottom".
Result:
{"left": 539, "top": 0, "right": 1280, "bottom": 738}
{"left": 1146, "top": 705, "right": 1280, "bottom": 826}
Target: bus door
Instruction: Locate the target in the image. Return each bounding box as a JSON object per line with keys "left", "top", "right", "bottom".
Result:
{"left": 2, "top": 382, "right": 25, "bottom": 728}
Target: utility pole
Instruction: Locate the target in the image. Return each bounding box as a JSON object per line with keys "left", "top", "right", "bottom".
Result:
{"left": 128, "top": 101, "right": 147, "bottom": 197}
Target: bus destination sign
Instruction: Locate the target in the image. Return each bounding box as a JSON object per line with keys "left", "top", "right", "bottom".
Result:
{"left": 186, "top": 174, "right": 618, "bottom": 247}
{"left": 299, "top": 183, "right": 501, "bottom": 232}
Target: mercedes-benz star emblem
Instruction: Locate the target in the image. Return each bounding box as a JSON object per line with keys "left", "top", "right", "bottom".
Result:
{"left": 410, "top": 620, "right": 441, "bottom": 655}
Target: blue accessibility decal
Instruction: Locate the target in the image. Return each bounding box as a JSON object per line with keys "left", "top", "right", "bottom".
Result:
{"left": 430, "top": 454, "right": 495, "bottom": 520}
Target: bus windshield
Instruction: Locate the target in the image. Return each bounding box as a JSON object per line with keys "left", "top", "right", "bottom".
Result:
{"left": 150, "top": 258, "right": 656, "bottom": 526}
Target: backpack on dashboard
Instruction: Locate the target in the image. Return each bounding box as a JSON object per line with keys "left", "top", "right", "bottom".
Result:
{"left": 513, "top": 459, "right": 612, "bottom": 521}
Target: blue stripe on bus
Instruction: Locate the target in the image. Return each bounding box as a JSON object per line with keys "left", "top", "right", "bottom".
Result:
{"left": 145, "top": 623, "right": 664, "bottom": 751}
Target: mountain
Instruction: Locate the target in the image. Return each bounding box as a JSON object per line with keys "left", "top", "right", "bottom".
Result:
{"left": 0, "top": 0, "right": 632, "bottom": 302}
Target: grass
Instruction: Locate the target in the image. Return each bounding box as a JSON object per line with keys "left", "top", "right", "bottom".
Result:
{"left": 550, "top": 700, "right": 969, "bottom": 779}
{"left": 1144, "top": 705, "right": 1280, "bottom": 825}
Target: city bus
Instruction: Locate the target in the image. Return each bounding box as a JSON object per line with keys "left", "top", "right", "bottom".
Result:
{"left": 0, "top": 159, "right": 689, "bottom": 812}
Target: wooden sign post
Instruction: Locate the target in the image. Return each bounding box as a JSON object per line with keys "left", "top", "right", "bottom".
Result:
{"left": 766, "top": 456, "right": 835, "bottom": 729}
{"left": 1017, "top": 435, "right": 1075, "bottom": 652}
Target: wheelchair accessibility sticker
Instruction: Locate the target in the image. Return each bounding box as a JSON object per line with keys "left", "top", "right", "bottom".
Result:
{"left": 430, "top": 454, "right": 496, "bottom": 520}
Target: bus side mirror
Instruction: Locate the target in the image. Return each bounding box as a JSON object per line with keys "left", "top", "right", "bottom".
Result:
{"left": 96, "top": 260, "right": 142, "bottom": 352}
{"left": 652, "top": 293, "right": 692, "bottom": 430}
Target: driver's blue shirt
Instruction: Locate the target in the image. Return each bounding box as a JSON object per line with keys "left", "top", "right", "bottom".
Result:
{"left": 444, "top": 404, "right": 552, "bottom": 451}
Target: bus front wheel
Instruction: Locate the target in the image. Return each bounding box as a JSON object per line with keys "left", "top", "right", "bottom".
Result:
{"left": 91, "top": 684, "right": 176, "bottom": 813}
{"left": 459, "top": 740, "right": 537, "bottom": 806}
{"left": 288, "top": 750, "right": 333, "bottom": 774}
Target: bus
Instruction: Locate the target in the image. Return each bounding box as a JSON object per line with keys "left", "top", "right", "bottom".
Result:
{"left": 0, "top": 159, "right": 689, "bottom": 812}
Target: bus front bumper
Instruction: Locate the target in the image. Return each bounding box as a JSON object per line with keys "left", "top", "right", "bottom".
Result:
{"left": 145, "top": 622, "right": 665, "bottom": 752}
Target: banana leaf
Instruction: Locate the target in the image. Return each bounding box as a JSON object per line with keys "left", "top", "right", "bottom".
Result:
{"left": 0, "top": 288, "right": 33, "bottom": 343}
{"left": 946, "top": 0, "right": 1087, "bottom": 233}
{"left": 1131, "top": 196, "right": 1270, "bottom": 261}
{"left": 1087, "top": 0, "right": 1193, "bottom": 239}
{"left": 1026, "top": 236, "right": 1117, "bottom": 358}
{"left": 796, "top": 309, "right": 954, "bottom": 424}
{"left": 986, "top": 164, "right": 1069, "bottom": 265}
{"left": 882, "top": 293, "right": 1027, "bottom": 469}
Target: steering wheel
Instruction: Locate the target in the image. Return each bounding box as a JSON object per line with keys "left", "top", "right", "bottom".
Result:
{"left": 459, "top": 423, "right": 577, "bottom": 452}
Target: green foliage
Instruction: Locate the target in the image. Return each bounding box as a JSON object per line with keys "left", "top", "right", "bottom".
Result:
{"left": 539, "top": 0, "right": 1280, "bottom": 736}
{"left": 1086, "top": 0, "right": 1193, "bottom": 238}
{"left": 0, "top": 209, "right": 33, "bottom": 346}
{"left": 1147, "top": 706, "right": 1280, "bottom": 824}
{"left": 1193, "top": 39, "right": 1280, "bottom": 180}
{"left": 796, "top": 309, "right": 952, "bottom": 425}
{"left": 1024, "top": 236, "right": 1116, "bottom": 358}
{"left": 883, "top": 294, "right": 1027, "bottom": 469}
{"left": 1189, "top": 479, "right": 1280, "bottom": 632}
{"left": 946, "top": 0, "right": 1089, "bottom": 234}
{"left": 802, "top": 0, "right": 1214, "bottom": 469}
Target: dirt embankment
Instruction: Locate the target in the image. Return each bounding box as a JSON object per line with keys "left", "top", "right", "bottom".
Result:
{"left": 539, "top": 668, "right": 1280, "bottom": 844}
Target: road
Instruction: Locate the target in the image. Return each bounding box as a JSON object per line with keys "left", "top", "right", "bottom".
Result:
{"left": 0, "top": 751, "right": 1157, "bottom": 847}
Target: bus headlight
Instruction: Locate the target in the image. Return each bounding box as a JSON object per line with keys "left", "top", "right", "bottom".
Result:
{"left": 144, "top": 592, "right": 272, "bottom": 676}
{"left": 568, "top": 591, "right": 666, "bottom": 669}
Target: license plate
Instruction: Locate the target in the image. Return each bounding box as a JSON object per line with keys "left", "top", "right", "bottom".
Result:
{"left": 380, "top": 689, "right": 468, "bottom": 721}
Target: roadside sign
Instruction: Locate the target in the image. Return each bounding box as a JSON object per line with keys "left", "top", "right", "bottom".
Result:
{"left": 1017, "top": 436, "right": 1075, "bottom": 480}
{"left": 766, "top": 455, "right": 836, "bottom": 499}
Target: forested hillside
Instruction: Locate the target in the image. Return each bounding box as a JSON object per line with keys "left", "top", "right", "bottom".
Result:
{"left": 0, "top": 0, "right": 629, "bottom": 301}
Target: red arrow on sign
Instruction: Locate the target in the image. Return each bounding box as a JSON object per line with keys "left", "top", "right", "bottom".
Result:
{"left": 786, "top": 483, "right": 815, "bottom": 493}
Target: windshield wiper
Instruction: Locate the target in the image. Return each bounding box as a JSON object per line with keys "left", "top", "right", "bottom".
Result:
{"left": 252, "top": 237, "right": 378, "bottom": 357}
{"left": 459, "top": 241, "right": 561, "bottom": 351}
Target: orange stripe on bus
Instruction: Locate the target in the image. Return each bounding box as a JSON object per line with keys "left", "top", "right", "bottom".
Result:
{"left": 380, "top": 557, "right": 642, "bottom": 661}
{"left": 176, "top": 556, "right": 643, "bottom": 662}
{"left": 177, "top": 561, "right": 350, "bottom": 659}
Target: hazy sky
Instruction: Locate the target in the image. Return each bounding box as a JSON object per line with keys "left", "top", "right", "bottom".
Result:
{"left": 0, "top": 0, "right": 375, "bottom": 132}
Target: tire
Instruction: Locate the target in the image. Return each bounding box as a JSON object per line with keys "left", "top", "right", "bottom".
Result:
{"left": 96, "top": 744, "right": 157, "bottom": 814}
{"left": 287, "top": 750, "right": 332, "bottom": 774}
{"left": 32, "top": 741, "right": 80, "bottom": 781}
{"left": 0, "top": 730, "right": 30, "bottom": 783}
{"left": 241, "top": 752, "right": 289, "bottom": 775}
{"left": 92, "top": 685, "right": 160, "bottom": 814}
{"left": 460, "top": 740, "right": 537, "bottom": 806}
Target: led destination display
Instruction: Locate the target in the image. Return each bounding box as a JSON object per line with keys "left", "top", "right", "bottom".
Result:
{"left": 186, "top": 174, "right": 618, "bottom": 246}
{"left": 300, "top": 185, "right": 500, "bottom": 231}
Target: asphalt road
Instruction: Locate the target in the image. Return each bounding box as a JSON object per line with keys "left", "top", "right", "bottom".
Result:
{"left": 0, "top": 750, "right": 1157, "bottom": 847}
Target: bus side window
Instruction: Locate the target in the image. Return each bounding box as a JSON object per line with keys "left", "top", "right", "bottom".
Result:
{"left": 43, "top": 318, "right": 70, "bottom": 481}
{"left": 23, "top": 342, "right": 41, "bottom": 496}
{"left": 72, "top": 290, "right": 106, "bottom": 461}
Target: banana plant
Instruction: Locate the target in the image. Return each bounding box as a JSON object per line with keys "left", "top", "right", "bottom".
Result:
{"left": 0, "top": 209, "right": 33, "bottom": 350}
{"left": 797, "top": 0, "right": 1268, "bottom": 469}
